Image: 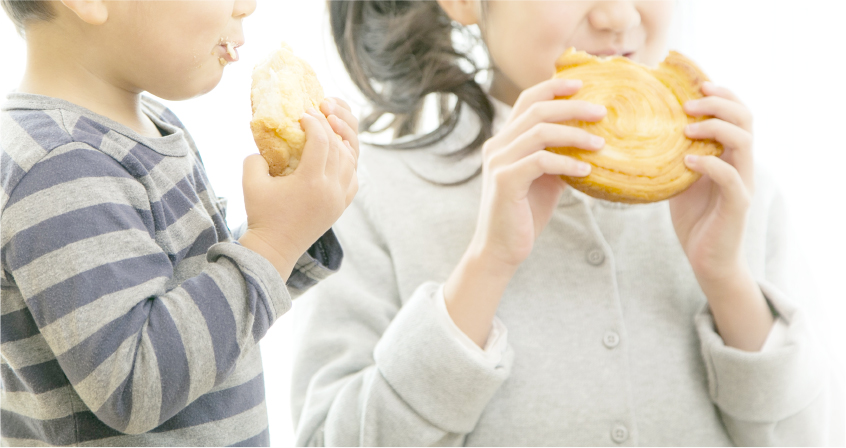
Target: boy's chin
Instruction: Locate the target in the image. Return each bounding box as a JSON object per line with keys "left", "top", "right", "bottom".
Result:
{"left": 148, "top": 74, "right": 224, "bottom": 102}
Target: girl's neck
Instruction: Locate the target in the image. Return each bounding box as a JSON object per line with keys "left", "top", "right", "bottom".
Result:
{"left": 488, "top": 68, "right": 522, "bottom": 107}
{"left": 18, "top": 25, "right": 162, "bottom": 138}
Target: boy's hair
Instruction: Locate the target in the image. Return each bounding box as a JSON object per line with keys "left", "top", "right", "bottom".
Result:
{"left": 2, "top": 0, "right": 54, "bottom": 36}
{"left": 328, "top": 1, "right": 493, "bottom": 159}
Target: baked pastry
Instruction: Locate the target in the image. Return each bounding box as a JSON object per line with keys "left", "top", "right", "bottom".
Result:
{"left": 547, "top": 48, "right": 722, "bottom": 203}
{"left": 251, "top": 43, "right": 325, "bottom": 176}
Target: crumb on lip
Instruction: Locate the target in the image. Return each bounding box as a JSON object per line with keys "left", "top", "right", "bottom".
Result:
{"left": 219, "top": 57, "right": 227, "bottom": 66}
{"left": 225, "top": 41, "right": 237, "bottom": 59}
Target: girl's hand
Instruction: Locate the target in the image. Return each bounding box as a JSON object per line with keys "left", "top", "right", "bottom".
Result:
{"left": 444, "top": 78, "right": 606, "bottom": 346}
{"left": 670, "top": 82, "right": 773, "bottom": 351}
{"left": 670, "top": 82, "right": 754, "bottom": 281}
{"left": 470, "top": 78, "right": 606, "bottom": 269}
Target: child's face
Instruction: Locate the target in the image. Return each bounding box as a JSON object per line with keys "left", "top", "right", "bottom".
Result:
{"left": 100, "top": 0, "right": 256, "bottom": 100}
{"left": 480, "top": 1, "right": 674, "bottom": 92}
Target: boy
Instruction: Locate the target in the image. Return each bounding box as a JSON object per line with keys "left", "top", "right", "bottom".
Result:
{"left": 0, "top": 0, "right": 359, "bottom": 445}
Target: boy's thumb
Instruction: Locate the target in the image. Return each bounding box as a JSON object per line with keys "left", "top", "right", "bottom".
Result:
{"left": 243, "top": 154, "right": 270, "bottom": 188}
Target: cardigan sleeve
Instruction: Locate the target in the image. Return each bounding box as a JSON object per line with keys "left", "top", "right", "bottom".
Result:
{"left": 694, "top": 175, "right": 844, "bottom": 446}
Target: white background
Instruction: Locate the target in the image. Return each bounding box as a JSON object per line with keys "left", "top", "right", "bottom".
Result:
{"left": 2, "top": 1, "right": 844, "bottom": 446}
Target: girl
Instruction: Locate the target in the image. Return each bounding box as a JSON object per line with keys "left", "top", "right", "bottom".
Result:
{"left": 291, "top": 1, "right": 836, "bottom": 445}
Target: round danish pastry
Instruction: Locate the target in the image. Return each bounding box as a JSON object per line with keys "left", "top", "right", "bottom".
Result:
{"left": 547, "top": 48, "right": 723, "bottom": 203}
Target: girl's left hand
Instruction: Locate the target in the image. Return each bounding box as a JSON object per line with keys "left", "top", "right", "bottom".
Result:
{"left": 669, "top": 82, "right": 755, "bottom": 282}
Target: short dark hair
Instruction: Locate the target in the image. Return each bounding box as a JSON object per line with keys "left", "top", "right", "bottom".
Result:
{"left": 2, "top": 0, "right": 54, "bottom": 36}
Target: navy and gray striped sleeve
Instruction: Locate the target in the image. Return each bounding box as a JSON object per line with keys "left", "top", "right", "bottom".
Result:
{"left": 1, "top": 144, "right": 290, "bottom": 434}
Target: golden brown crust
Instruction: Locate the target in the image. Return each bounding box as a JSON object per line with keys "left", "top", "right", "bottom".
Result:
{"left": 548, "top": 48, "right": 722, "bottom": 203}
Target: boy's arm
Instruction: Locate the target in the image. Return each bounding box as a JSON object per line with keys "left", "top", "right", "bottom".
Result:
{"left": 232, "top": 221, "right": 342, "bottom": 299}
{"left": 2, "top": 145, "right": 292, "bottom": 434}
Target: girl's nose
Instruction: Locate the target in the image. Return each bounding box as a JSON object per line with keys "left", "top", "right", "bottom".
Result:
{"left": 588, "top": 1, "right": 641, "bottom": 34}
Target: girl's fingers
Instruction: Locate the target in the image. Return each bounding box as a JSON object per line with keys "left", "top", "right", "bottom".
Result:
{"left": 492, "top": 100, "right": 606, "bottom": 148}
{"left": 684, "top": 96, "right": 753, "bottom": 132}
{"left": 497, "top": 151, "right": 590, "bottom": 198}
{"left": 685, "top": 118, "right": 753, "bottom": 183}
{"left": 701, "top": 81, "right": 744, "bottom": 105}
{"left": 510, "top": 78, "right": 584, "bottom": 120}
{"left": 490, "top": 122, "right": 604, "bottom": 168}
{"left": 298, "top": 111, "right": 330, "bottom": 176}
{"left": 684, "top": 155, "right": 751, "bottom": 211}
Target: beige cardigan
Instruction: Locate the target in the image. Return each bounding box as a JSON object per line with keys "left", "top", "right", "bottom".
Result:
{"left": 290, "top": 98, "right": 840, "bottom": 446}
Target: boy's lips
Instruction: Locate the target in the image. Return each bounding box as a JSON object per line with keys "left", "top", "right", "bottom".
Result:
{"left": 216, "top": 40, "right": 243, "bottom": 64}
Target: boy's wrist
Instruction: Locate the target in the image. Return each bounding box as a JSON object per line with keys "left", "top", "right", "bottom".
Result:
{"left": 238, "top": 229, "right": 301, "bottom": 281}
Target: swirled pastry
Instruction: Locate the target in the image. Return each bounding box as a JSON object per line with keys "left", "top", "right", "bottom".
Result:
{"left": 251, "top": 43, "right": 324, "bottom": 176}
{"left": 547, "top": 48, "right": 722, "bottom": 203}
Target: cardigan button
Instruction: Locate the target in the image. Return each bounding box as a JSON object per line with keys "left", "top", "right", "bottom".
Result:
{"left": 611, "top": 424, "right": 629, "bottom": 443}
{"left": 603, "top": 331, "right": 620, "bottom": 349}
{"left": 586, "top": 249, "right": 605, "bottom": 266}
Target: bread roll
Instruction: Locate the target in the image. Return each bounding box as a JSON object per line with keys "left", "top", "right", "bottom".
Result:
{"left": 250, "top": 43, "right": 324, "bottom": 176}
{"left": 548, "top": 48, "right": 723, "bottom": 203}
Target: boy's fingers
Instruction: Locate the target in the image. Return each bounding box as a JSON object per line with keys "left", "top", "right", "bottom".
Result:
{"left": 299, "top": 111, "right": 330, "bottom": 175}
{"left": 345, "top": 172, "right": 359, "bottom": 207}
{"left": 328, "top": 115, "right": 359, "bottom": 159}
{"left": 323, "top": 101, "right": 359, "bottom": 133}
{"left": 327, "top": 96, "right": 353, "bottom": 112}
{"left": 242, "top": 154, "right": 270, "bottom": 188}
{"left": 309, "top": 109, "right": 341, "bottom": 177}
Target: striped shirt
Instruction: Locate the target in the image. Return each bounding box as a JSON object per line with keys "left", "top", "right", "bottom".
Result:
{"left": 0, "top": 93, "right": 342, "bottom": 446}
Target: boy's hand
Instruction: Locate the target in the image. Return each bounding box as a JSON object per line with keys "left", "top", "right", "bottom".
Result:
{"left": 321, "top": 97, "right": 360, "bottom": 169}
{"left": 240, "top": 107, "right": 359, "bottom": 280}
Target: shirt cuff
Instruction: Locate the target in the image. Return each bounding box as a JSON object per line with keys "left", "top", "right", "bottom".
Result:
{"left": 434, "top": 285, "right": 508, "bottom": 369}
{"left": 760, "top": 317, "right": 789, "bottom": 352}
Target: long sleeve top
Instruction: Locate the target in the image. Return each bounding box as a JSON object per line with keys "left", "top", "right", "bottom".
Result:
{"left": 290, "top": 96, "right": 842, "bottom": 446}
{"left": 0, "top": 93, "right": 342, "bottom": 446}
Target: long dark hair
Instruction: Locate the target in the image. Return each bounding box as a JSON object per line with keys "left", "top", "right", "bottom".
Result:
{"left": 329, "top": 0, "right": 493, "bottom": 157}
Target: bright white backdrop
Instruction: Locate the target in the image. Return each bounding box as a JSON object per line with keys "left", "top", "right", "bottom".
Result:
{"left": 1, "top": 1, "right": 844, "bottom": 446}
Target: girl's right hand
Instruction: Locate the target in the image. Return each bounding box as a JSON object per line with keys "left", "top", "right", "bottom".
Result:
{"left": 444, "top": 78, "right": 606, "bottom": 347}
{"left": 470, "top": 78, "right": 606, "bottom": 269}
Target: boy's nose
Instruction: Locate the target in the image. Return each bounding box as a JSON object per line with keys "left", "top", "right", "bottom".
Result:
{"left": 588, "top": 1, "right": 641, "bottom": 34}
{"left": 234, "top": 0, "right": 257, "bottom": 18}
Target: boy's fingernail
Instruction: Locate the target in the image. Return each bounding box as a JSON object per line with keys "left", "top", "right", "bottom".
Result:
{"left": 685, "top": 155, "right": 699, "bottom": 164}
{"left": 685, "top": 123, "right": 699, "bottom": 133}
{"left": 702, "top": 81, "right": 714, "bottom": 91}
{"left": 577, "top": 162, "right": 591, "bottom": 174}
{"left": 685, "top": 100, "right": 698, "bottom": 110}
{"left": 590, "top": 135, "right": 605, "bottom": 148}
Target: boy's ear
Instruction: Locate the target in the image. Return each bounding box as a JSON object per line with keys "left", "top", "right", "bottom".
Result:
{"left": 59, "top": 0, "right": 108, "bottom": 25}
{"left": 436, "top": 0, "right": 480, "bottom": 26}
